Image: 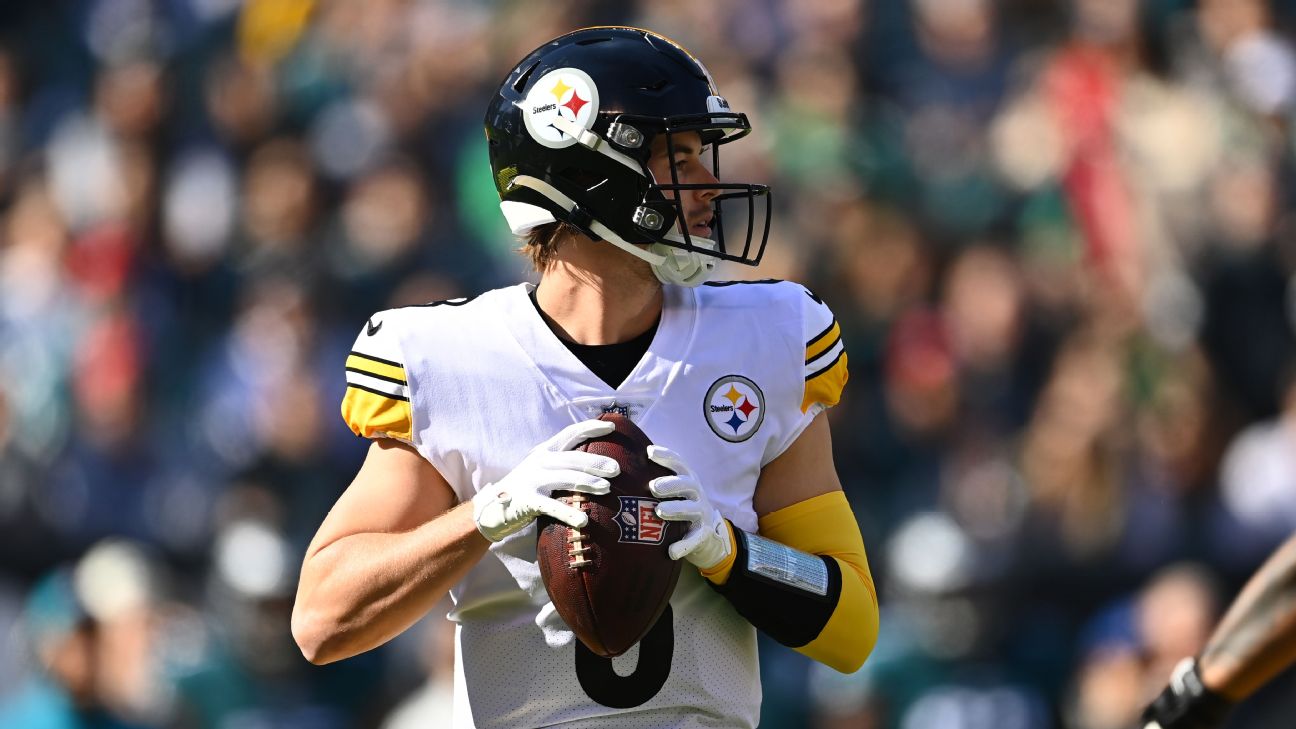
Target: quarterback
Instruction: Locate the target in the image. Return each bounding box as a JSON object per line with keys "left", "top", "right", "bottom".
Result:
{"left": 292, "top": 27, "right": 879, "bottom": 728}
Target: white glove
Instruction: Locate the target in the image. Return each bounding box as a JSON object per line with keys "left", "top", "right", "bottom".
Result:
{"left": 647, "top": 445, "right": 734, "bottom": 569}
{"left": 472, "top": 420, "right": 620, "bottom": 542}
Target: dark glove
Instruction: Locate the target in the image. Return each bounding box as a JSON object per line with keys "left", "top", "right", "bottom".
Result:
{"left": 1141, "top": 658, "right": 1233, "bottom": 729}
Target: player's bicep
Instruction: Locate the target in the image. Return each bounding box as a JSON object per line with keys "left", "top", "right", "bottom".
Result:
{"left": 754, "top": 412, "right": 842, "bottom": 517}
{"left": 305, "top": 439, "right": 457, "bottom": 560}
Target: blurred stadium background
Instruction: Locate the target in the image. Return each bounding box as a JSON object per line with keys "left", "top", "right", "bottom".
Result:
{"left": 2, "top": 0, "right": 1296, "bottom": 727}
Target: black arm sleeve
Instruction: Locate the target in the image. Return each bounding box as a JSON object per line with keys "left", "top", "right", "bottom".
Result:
{"left": 707, "top": 525, "right": 843, "bottom": 647}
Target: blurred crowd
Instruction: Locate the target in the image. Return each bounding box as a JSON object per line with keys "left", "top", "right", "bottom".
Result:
{"left": 2, "top": 0, "right": 1296, "bottom": 727}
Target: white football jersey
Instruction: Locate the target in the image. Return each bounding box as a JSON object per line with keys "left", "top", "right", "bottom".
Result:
{"left": 341, "top": 281, "right": 847, "bottom": 729}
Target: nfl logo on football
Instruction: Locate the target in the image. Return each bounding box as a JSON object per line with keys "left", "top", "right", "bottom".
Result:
{"left": 616, "top": 497, "right": 666, "bottom": 544}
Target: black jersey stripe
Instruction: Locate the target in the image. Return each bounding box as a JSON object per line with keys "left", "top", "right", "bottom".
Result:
{"left": 348, "top": 350, "right": 404, "bottom": 369}
{"left": 702, "top": 278, "right": 785, "bottom": 287}
{"left": 805, "top": 346, "right": 846, "bottom": 381}
{"left": 346, "top": 381, "right": 410, "bottom": 402}
{"left": 806, "top": 319, "right": 839, "bottom": 352}
{"left": 803, "top": 334, "right": 844, "bottom": 368}
{"left": 345, "top": 366, "right": 407, "bottom": 386}
{"left": 806, "top": 334, "right": 843, "bottom": 371}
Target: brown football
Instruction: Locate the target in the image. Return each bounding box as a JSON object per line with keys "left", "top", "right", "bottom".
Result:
{"left": 536, "top": 412, "right": 684, "bottom": 658}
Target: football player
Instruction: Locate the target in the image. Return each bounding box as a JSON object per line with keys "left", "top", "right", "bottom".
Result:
{"left": 1142, "top": 533, "right": 1296, "bottom": 729}
{"left": 292, "top": 27, "right": 879, "bottom": 728}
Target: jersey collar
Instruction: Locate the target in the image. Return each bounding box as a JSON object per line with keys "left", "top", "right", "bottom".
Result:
{"left": 497, "top": 282, "right": 696, "bottom": 410}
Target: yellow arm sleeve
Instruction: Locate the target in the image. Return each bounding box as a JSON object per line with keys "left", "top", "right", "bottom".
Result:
{"left": 757, "top": 490, "right": 879, "bottom": 673}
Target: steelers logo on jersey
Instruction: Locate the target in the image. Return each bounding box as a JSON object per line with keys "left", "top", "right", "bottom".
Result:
{"left": 704, "top": 375, "right": 765, "bottom": 443}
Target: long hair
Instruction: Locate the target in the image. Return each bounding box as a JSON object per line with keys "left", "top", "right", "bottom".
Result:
{"left": 520, "top": 221, "right": 581, "bottom": 271}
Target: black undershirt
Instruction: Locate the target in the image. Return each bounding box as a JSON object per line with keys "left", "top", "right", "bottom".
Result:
{"left": 529, "top": 288, "right": 659, "bottom": 389}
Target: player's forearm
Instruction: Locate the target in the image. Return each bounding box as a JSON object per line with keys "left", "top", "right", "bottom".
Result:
{"left": 705, "top": 492, "right": 879, "bottom": 673}
{"left": 1199, "top": 534, "right": 1296, "bottom": 701}
{"left": 292, "top": 501, "right": 488, "bottom": 664}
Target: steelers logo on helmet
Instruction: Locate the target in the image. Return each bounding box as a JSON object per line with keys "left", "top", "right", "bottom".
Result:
{"left": 704, "top": 375, "right": 765, "bottom": 443}
{"left": 522, "top": 68, "right": 600, "bottom": 149}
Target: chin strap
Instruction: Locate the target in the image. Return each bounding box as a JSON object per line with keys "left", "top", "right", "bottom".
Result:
{"left": 509, "top": 175, "right": 715, "bottom": 287}
{"left": 546, "top": 114, "right": 643, "bottom": 174}
{"left": 647, "top": 237, "right": 717, "bottom": 287}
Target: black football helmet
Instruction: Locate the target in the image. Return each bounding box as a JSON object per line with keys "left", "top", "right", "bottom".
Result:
{"left": 485, "top": 27, "right": 771, "bottom": 286}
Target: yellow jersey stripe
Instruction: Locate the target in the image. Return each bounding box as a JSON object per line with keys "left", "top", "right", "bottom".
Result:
{"left": 802, "top": 351, "right": 848, "bottom": 413}
{"left": 346, "top": 353, "right": 406, "bottom": 383}
{"left": 341, "top": 385, "right": 413, "bottom": 441}
{"left": 805, "top": 320, "right": 840, "bottom": 363}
